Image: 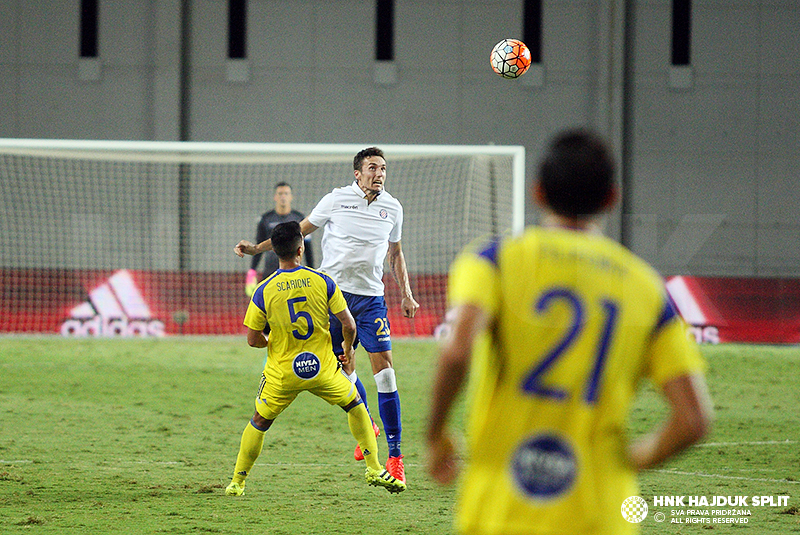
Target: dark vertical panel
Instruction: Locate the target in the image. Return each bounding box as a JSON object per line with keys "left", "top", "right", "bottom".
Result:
{"left": 376, "top": 0, "right": 395, "bottom": 61}
{"left": 179, "top": 0, "right": 192, "bottom": 141}
{"left": 523, "top": 0, "right": 542, "bottom": 64}
{"left": 620, "top": 0, "right": 636, "bottom": 249}
{"left": 671, "top": 0, "right": 691, "bottom": 65}
{"left": 79, "top": 0, "right": 99, "bottom": 58}
{"left": 179, "top": 0, "right": 193, "bottom": 270}
{"left": 228, "top": 0, "right": 247, "bottom": 59}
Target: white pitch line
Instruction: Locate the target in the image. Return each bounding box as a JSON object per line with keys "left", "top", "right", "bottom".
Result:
{"left": 0, "top": 460, "right": 32, "bottom": 464}
{"left": 694, "top": 439, "right": 797, "bottom": 448}
{"left": 651, "top": 469, "right": 800, "bottom": 484}
{"left": 254, "top": 461, "right": 424, "bottom": 468}
{"left": 126, "top": 460, "right": 184, "bottom": 465}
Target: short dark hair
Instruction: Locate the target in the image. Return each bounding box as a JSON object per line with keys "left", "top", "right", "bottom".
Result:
{"left": 274, "top": 181, "right": 292, "bottom": 191}
{"left": 538, "top": 129, "right": 616, "bottom": 218}
{"left": 353, "top": 147, "right": 385, "bottom": 171}
{"left": 270, "top": 221, "right": 303, "bottom": 260}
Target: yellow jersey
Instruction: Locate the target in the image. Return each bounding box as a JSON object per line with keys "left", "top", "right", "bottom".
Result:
{"left": 244, "top": 266, "right": 346, "bottom": 385}
{"left": 448, "top": 227, "right": 704, "bottom": 535}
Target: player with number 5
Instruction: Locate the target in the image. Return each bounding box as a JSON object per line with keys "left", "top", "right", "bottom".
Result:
{"left": 235, "top": 147, "right": 418, "bottom": 488}
{"left": 226, "top": 221, "right": 404, "bottom": 496}
{"left": 426, "top": 129, "right": 713, "bottom": 535}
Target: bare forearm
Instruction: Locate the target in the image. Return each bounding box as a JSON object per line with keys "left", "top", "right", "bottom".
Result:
{"left": 427, "top": 304, "right": 485, "bottom": 441}
{"left": 628, "top": 374, "right": 712, "bottom": 470}
{"left": 235, "top": 239, "right": 271, "bottom": 257}
{"left": 254, "top": 239, "right": 273, "bottom": 254}
{"left": 247, "top": 329, "right": 267, "bottom": 348}
{"left": 242, "top": 218, "right": 317, "bottom": 257}
{"left": 342, "top": 324, "right": 356, "bottom": 351}
{"left": 389, "top": 249, "right": 413, "bottom": 298}
{"left": 629, "top": 415, "right": 703, "bottom": 470}
{"left": 426, "top": 304, "right": 486, "bottom": 486}
{"left": 334, "top": 308, "right": 357, "bottom": 353}
{"left": 427, "top": 348, "right": 469, "bottom": 441}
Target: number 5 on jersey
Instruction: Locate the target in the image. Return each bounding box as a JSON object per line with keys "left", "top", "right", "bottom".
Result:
{"left": 287, "top": 297, "right": 314, "bottom": 340}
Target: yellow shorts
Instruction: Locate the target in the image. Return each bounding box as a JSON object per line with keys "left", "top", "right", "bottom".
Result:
{"left": 254, "top": 365, "right": 357, "bottom": 420}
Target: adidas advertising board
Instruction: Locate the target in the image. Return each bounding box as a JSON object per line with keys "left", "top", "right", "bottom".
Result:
{"left": 1, "top": 270, "right": 799, "bottom": 340}
{"left": 60, "top": 270, "right": 165, "bottom": 337}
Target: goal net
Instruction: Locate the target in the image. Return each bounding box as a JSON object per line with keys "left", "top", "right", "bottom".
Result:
{"left": 0, "top": 139, "right": 524, "bottom": 337}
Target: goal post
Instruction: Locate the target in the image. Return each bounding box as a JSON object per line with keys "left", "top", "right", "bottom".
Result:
{"left": 0, "top": 139, "right": 525, "bottom": 337}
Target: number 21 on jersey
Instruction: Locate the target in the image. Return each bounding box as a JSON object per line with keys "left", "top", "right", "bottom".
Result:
{"left": 521, "top": 287, "right": 619, "bottom": 404}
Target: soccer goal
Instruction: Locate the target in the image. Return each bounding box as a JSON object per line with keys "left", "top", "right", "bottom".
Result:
{"left": 0, "top": 139, "right": 525, "bottom": 337}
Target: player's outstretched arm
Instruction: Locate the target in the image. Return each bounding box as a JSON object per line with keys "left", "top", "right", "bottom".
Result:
{"left": 426, "top": 303, "right": 488, "bottom": 485}
{"left": 234, "top": 240, "right": 261, "bottom": 257}
{"left": 298, "top": 218, "right": 319, "bottom": 238}
{"left": 387, "top": 241, "right": 419, "bottom": 318}
{"left": 628, "top": 373, "right": 713, "bottom": 470}
{"left": 235, "top": 218, "right": 319, "bottom": 258}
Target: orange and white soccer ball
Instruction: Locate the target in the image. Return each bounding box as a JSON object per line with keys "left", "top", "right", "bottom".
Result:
{"left": 490, "top": 39, "right": 532, "bottom": 79}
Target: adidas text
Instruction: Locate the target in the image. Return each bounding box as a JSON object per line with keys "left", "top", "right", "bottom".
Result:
{"left": 60, "top": 270, "right": 165, "bottom": 338}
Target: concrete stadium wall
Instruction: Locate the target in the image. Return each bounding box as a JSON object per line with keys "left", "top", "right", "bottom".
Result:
{"left": 1, "top": 0, "right": 797, "bottom": 276}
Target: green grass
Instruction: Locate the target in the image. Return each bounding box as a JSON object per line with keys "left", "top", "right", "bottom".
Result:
{"left": 0, "top": 338, "right": 798, "bottom": 534}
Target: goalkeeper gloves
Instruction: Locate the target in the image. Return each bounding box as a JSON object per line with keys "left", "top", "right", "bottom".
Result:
{"left": 245, "top": 269, "right": 258, "bottom": 297}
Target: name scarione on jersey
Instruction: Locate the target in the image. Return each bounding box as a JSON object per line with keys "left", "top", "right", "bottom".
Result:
{"left": 275, "top": 278, "right": 312, "bottom": 292}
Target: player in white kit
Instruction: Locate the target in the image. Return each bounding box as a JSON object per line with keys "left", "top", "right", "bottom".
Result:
{"left": 235, "top": 147, "right": 418, "bottom": 486}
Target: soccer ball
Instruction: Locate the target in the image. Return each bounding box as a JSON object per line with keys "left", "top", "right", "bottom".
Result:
{"left": 490, "top": 39, "right": 532, "bottom": 79}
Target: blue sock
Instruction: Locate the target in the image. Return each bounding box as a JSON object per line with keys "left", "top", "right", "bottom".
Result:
{"left": 353, "top": 376, "right": 371, "bottom": 416}
{"left": 378, "top": 390, "right": 402, "bottom": 457}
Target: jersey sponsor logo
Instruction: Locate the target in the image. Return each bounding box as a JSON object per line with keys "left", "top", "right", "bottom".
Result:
{"left": 60, "top": 270, "right": 165, "bottom": 338}
{"left": 340, "top": 204, "right": 359, "bottom": 210}
{"left": 292, "top": 351, "right": 320, "bottom": 379}
{"left": 511, "top": 433, "right": 576, "bottom": 500}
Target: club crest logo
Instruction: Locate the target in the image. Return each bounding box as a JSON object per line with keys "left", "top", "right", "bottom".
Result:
{"left": 621, "top": 496, "right": 649, "bottom": 523}
{"left": 379, "top": 209, "right": 388, "bottom": 219}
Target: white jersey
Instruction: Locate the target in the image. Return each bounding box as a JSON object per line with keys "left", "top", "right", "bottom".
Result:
{"left": 307, "top": 181, "right": 403, "bottom": 296}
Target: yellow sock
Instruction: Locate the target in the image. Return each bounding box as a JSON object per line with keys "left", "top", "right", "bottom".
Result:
{"left": 347, "top": 403, "right": 381, "bottom": 471}
{"left": 231, "top": 421, "right": 266, "bottom": 484}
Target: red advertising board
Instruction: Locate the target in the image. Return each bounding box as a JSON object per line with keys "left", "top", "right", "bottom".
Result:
{"left": 0, "top": 269, "right": 443, "bottom": 338}
{"left": 666, "top": 276, "right": 800, "bottom": 344}
{"left": 2, "top": 270, "right": 798, "bottom": 343}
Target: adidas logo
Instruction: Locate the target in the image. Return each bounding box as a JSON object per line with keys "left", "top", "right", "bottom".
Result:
{"left": 60, "top": 270, "right": 165, "bottom": 338}
{"left": 665, "top": 276, "right": 720, "bottom": 344}
{"left": 665, "top": 276, "right": 707, "bottom": 325}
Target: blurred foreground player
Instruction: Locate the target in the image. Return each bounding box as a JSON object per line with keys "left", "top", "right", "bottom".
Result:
{"left": 226, "top": 221, "right": 405, "bottom": 496}
{"left": 426, "top": 129, "right": 712, "bottom": 534}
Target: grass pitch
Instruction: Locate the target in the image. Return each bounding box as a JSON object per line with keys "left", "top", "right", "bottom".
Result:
{"left": 0, "top": 337, "right": 798, "bottom": 534}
